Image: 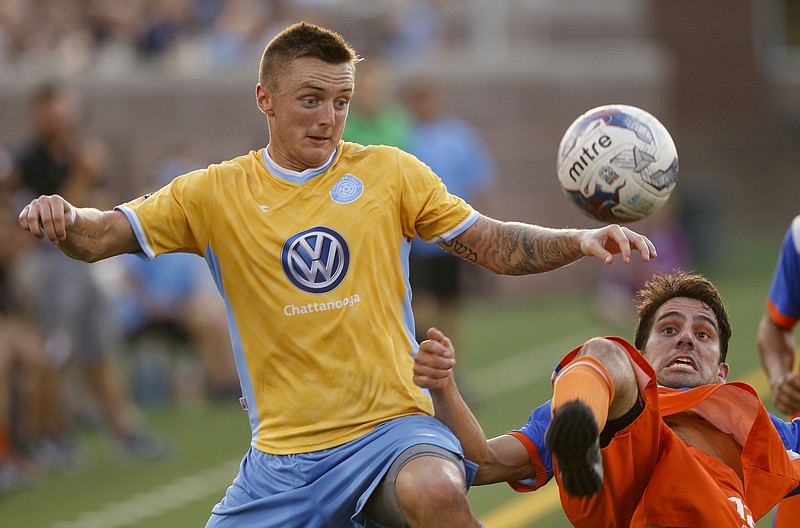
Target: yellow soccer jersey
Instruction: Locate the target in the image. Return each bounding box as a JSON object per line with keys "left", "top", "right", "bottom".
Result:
{"left": 117, "top": 141, "right": 478, "bottom": 454}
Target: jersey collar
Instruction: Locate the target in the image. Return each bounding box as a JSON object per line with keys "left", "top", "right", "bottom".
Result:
{"left": 261, "top": 146, "right": 337, "bottom": 184}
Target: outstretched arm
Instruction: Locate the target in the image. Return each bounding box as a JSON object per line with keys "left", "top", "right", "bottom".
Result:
{"left": 758, "top": 313, "right": 800, "bottom": 416}
{"left": 442, "top": 215, "right": 656, "bottom": 275}
{"left": 18, "top": 194, "right": 140, "bottom": 263}
{"left": 414, "top": 327, "right": 535, "bottom": 485}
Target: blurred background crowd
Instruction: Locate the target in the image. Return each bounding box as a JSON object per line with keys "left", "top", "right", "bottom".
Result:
{"left": 0, "top": 0, "right": 798, "bottom": 505}
{"left": 0, "top": 0, "right": 446, "bottom": 78}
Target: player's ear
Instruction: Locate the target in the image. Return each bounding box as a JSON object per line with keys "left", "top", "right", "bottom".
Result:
{"left": 716, "top": 362, "right": 729, "bottom": 383}
{"left": 256, "top": 84, "right": 274, "bottom": 116}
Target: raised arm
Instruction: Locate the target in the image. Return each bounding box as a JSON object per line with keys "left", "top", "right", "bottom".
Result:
{"left": 441, "top": 215, "right": 656, "bottom": 275}
{"left": 413, "top": 327, "right": 535, "bottom": 485}
{"left": 18, "top": 194, "right": 140, "bottom": 263}
{"left": 758, "top": 313, "right": 800, "bottom": 416}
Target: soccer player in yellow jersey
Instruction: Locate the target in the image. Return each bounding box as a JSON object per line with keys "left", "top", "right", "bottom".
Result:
{"left": 19, "top": 21, "right": 657, "bottom": 528}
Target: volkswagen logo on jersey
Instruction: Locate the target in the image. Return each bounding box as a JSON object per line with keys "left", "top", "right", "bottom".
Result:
{"left": 281, "top": 226, "right": 349, "bottom": 294}
{"left": 330, "top": 174, "right": 363, "bottom": 204}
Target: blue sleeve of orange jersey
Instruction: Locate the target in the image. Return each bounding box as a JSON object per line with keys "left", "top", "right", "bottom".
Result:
{"left": 510, "top": 400, "right": 554, "bottom": 487}
{"left": 767, "top": 220, "right": 800, "bottom": 326}
{"left": 769, "top": 412, "right": 800, "bottom": 452}
{"left": 770, "top": 412, "right": 800, "bottom": 497}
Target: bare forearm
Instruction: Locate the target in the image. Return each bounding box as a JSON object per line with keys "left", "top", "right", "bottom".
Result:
{"left": 432, "top": 386, "right": 534, "bottom": 485}
{"left": 443, "top": 216, "right": 584, "bottom": 275}
{"left": 758, "top": 314, "right": 796, "bottom": 384}
{"left": 58, "top": 208, "right": 138, "bottom": 262}
{"left": 756, "top": 313, "right": 800, "bottom": 415}
{"left": 413, "top": 328, "right": 533, "bottom": 484}
{"left": 430, "top": 384, "right": 494, "bottom": 464}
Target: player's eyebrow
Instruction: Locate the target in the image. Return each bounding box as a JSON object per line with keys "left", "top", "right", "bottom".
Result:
{"left": 656, "top": 310, "right": 685, "bottom": 324}
{"left": 694, "top": 314, "right": 718, "bottom": 330}
{"left": 656, "top": 310, "right": 718, "bottom": 331}
{"left": 298, "top": 81, "right": 353, "bottom": 95}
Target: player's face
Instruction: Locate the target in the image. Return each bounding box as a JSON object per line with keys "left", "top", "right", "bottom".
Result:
{"left": 257, "top": 57, "right": 354, "bottom": 171}
{"left": 642, "top": 297, "right": 728, "bottom": 388}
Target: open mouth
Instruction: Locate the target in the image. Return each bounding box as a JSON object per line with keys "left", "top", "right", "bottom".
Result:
{"left": 666, "top": 356, "right": 697, "bottom": 371}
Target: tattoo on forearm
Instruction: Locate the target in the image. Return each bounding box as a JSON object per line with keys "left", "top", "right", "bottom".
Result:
{"left": 66, "top": 222, "right": 99, "bottom": 240}
{"left": 504, "top": 224, "right": 550, "bottom": 273}
{"left": 500, "top": 223, "right": 581, "bottom": 275}
{"left": 446, "top": 217, "right": 582, "bottom": 276}
{"left": 441, "top": 238, "right": 478, "bottom": 263}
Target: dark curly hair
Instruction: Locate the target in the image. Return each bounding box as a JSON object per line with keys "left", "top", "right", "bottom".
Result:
{"left": 634, "top": 271, "right": 731, "bottom": 363}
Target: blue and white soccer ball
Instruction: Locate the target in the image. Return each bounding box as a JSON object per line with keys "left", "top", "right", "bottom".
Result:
{"left": 556, "top": 104, "right": 679, "bottom": 223}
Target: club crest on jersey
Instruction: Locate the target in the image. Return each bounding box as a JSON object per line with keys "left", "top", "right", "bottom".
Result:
{"left": 281, "top": 226, "right": 349, "bottom": 294}
{"left": 330, "top": 174, "right": 363, "bottom": 204}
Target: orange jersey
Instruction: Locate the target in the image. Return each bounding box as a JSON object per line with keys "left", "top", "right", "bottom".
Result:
{"left": 511, "top": 337, "right": 800, "bottom": 527}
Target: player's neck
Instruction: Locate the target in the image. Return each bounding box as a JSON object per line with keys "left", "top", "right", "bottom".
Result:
{"left": 263, "top": 145, "right": 337, "bottom": 180}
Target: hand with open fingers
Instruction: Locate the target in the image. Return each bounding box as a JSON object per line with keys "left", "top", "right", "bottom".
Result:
{"left": 580, "top": 224, "right": 657, "bottom": 265}
{"left": 18, "top": 194, "right": 76, "bottom": 244}
{"left": 413, "top": 327, "right": 457, "bottom": 393}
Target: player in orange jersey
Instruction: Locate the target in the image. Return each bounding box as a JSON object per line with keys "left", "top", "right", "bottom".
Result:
{"left": 415, "top": 271, "right": 800, "bottom": 527}
{"left": 758, "top": 215, "right": 800, "bottom": 528}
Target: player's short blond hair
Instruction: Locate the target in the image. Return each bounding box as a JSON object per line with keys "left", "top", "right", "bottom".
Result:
{"left": 258, "top": 22, "right": 361, "bottom": 92}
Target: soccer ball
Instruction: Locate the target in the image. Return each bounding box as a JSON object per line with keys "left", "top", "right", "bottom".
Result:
{"left": 556, "top": 104, "right": 678, "bottom": 223}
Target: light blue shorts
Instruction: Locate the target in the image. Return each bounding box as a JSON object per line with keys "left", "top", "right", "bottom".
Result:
{"left": 205, "top": 415, "right": 478, "bottom": 528}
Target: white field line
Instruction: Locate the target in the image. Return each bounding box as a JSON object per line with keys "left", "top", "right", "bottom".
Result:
{"left": 463, "top": 327, "right": 605, "bottom": 403}
{"left": 51, "top": 460, "right": 238, "bottom": 528}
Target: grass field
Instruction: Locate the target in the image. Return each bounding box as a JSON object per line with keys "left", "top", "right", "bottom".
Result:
{"left": 0, "top": 231, "right": 788, "bottom": 527}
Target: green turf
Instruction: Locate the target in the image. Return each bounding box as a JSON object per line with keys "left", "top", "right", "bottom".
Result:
{"left": 0, "top": 403, "right": 249, "bottom": 527}
{"left": 0, "top": 231, "right": 788, "bottom": 527}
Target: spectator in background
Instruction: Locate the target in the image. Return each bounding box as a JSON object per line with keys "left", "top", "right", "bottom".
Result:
{"left": 0, "top": 0, "right": 26, "bottom": 63}
{"left": 9, "top": 81, "right": 110, "bottom": 206}
{"left": 403, "top": 76, "right": 496, "bottom": 344}
{"left": 0, "top": 0, "right": 447, "bottom": 77}
{"left": 342, "top": 57, "right": 411, "bottom": 149}
{"left": 201, "top": 0, "right": 281, "bottom": 69}
{"left": 0, "top": 160, "right": 51, "bottom": 493}
{"left": 757, "top": 214, "right": 800, "bottom": 527}
{"left": 6, "top": 81, "right": 164, "bottom": 460}
{"left": 379, "top": 0, "right": 443, "bottom": 62}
